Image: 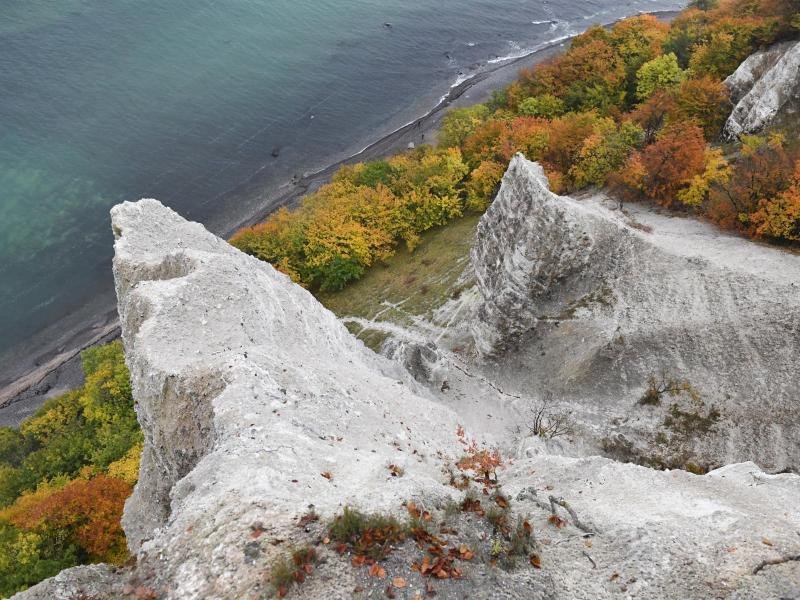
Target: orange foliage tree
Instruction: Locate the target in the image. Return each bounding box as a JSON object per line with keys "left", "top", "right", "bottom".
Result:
{"left": 671, "top": 76, "right": 730, "bottom": 139}
{"left": 751, "top": 161, "right": 800, "bottom": 242}
{"left": 638, "top": 122, "right": 708, "bottom": 207}
{"left": 9, "top": 475, "right": 132, "bottom": 564}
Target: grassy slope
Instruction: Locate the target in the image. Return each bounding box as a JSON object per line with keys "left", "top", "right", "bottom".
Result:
{"left": 318, "top": 215, "right": 479, "bottom": 350}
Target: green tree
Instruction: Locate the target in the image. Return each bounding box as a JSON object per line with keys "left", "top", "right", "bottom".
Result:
{"left": 636, "top": 53, "right": 686, "bottom": 101}
{"left": 518, "top": 94, "right": 565, "bottom": 118}
{"left": 438, "top": 105, "right": 491, "bottom": 148}
{"left": 569, "top": 120, "right": 645, "bottom": 189}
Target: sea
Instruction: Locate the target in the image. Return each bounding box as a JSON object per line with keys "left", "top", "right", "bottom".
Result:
{"left": 0, "top": 0, "right": 683, "bottom": 387}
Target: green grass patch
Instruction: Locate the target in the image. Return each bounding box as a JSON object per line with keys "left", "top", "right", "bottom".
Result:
{"left": 318, "top": 215, "right": 479, "bottom": 350}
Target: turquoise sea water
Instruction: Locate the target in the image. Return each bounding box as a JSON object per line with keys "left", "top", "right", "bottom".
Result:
{"left": 0, "top": 0, "right": 681, "bottom": 377}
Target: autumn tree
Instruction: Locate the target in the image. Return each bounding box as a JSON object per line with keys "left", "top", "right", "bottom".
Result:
{"left": 233, "top": 146, "right": 470, "bottom": 290}
{"left": 709, "top": 134, "right": 795, "bottom": 231}
{"left": 541, "top": 111, "right": 602, "bottom": 178}
{"left": 568, "top": 119, "right": 644, "bottom": 189}
{"left": 439, "top": 105, "right": 491, "bottom": 148}
{"left": 609, "top": 15, "right": 670, "bottom": 105}
{"left": 465, "top": 160, "right": 506, "bottom": 212}
{"left": 751, "top": 161, "right": 800, "bottom": 242}
{"left": 638, "top": 122, "right": 708, "bottom": 206}
{"left": 687, "top": 18, "right": 764, "bottom": 78}
{"left": 677, "top": 147, "right": 732, "bottom": 206}
{"left": 663, "top": 8, "right": 710, "bottom": 68}
{"left": 628, "top": 89, "right": 676, "bottom": 145}
{"left": 514, "top": 28, "right": 627, "bottom": 114}
{"left": 518, "top": 94, "right": 565, "bottom": 118}
{"left": 9, "top": 475, "right": 131, "bottom": 563}
{"left": 0, "top": 342, "right": 138, "bottom": 597}
{"left": 0, "top": 342, "right": 139, "bottom": 508}
{"left": 636, "top": 53, "right": 686, "bottom": 101}
{"left": 671, "top": 76, "right": 730, "bottom": 138}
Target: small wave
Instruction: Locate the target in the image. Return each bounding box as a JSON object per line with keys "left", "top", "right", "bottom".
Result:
{"left": 530, "top": 20, "right": 557, "bottom": 25}
{"left": 487, "top": 34, "right": 572, "bottom": 64}
{"left": 451, "top": 72, "right": 475, "bottom": 88}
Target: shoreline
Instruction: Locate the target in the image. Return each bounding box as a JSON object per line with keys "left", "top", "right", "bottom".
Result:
{"left": 0, "top": 9, "right": 680, "bottom": 426}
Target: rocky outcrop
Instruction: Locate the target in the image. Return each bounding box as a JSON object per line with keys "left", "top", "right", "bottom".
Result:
{"left": 10, "top": 565, "right": 126, "bottom": 600}
{"left": 470, "top": 160, "right": 626, "bottom": 357}
{"left": 108, "top": 199, "right": 464, "bottom": 595}
{"left": 14, "top": 192, "right": 800, "bottom": 599}
{"left": 724, "top": 39, "right": 800, "bottom": 138}
{"left": 465, "top": 155, "right": 800, "bottom": 473}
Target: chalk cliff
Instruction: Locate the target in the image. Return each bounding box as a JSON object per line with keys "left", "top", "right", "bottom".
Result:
{"left": 460, "top": 155, "right": 800, "bottom": 473}
{"left": 724, "top": 39, "right": 800, "bottom": 138}
{"left": 14, "top": 163, "right": 800, "bottom": 599}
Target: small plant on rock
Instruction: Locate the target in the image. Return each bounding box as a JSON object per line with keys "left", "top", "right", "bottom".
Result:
{"left": 485, "top": 506, "right": 509, "bottom": 532}
{"left": 268, "top": 546, "right": 317, "bottom": 598}
{"left": 529, "top": 395, "right": 575, "bottom": 439}
{"left": 328, "top": 507, "right": 406, "bottom": 562}
{"left": 638, "top": 373, "right": 700, "bottom": 406}
{"left": 664, "top": 400, "right": 721, "bottom": 437}
{"left": 455, "top": 426, "right": 504, "bottom": 487}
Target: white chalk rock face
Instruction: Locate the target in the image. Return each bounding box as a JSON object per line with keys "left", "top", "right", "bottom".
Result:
{"left": 470, "top": 158, "right": 622, "bottom": 356}
{"left": 109, "top": 199, "right": 464, "bottom": 597}
{"left": 469, "top": 155, "right": 800, "bottom": 472}
{"left": 724, "top": 40, "right": 800, "bottom": 138}
{"left": 13, "top": 194, "right": 800, "bottom": 599}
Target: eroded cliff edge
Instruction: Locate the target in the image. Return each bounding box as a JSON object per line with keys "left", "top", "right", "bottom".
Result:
{"left": 460, "top": 155, "right": 800, "bottom": 473}
{"left": 724, "top": 39, "right": 800, "bottom": 138}
{"left": 15, "top": 163, "right": 800, "bottom": 599}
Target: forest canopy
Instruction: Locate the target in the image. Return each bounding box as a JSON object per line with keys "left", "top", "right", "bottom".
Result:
{"left": 0, "top": 342, "right": 139, "bottom": 597}
{"left": 232, "top": 0, "right": 800, "bottom": 291}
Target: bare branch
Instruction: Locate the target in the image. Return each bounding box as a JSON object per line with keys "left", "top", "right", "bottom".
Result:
{"left": 549, "top": 495, "right": 597, "bottom": 535}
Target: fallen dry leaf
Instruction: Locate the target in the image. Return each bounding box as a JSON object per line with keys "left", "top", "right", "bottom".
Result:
{"left": 369, "top": 563, "right": 387, "bottom": 579}
{"left": 548, "top": 514, "right": 567, "bottom": 529}
{"left": 352, "top": 555, "right": 367, "bottom": 567}
{"left": 321, "top": 471, "right": 333, "bottom": 481}
{"left": 385, "top": 585, "right": 397, "bottom": 599}
{"left": 296, "top": 511, "right": 319, "bottom": 528}
{"left": 762, "top": 539, "right": 774, "bottom": 546}
{"left": 530, "top": 554, "right": 542, "bottom": 569}
{"left": 523, "top": 520, "right": 533, "bottom": 536}
{"left": 392, "top": 577, "right": 408, "bottom": 588}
